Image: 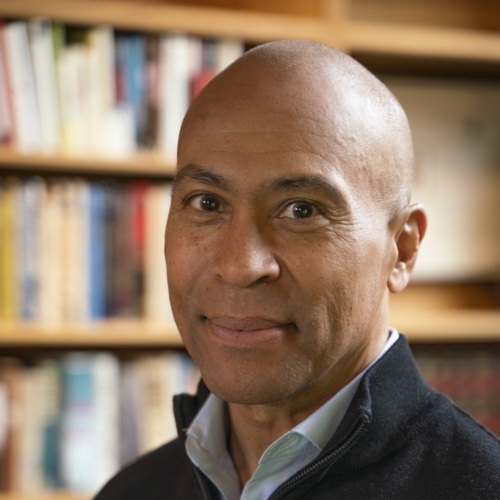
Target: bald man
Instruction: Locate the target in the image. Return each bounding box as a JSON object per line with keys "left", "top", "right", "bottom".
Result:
{"left": 95, "top": 41, "right": 499, "bottom": 500}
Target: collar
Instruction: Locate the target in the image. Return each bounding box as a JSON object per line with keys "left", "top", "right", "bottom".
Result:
{"left": 184, "top": 330, "right": 399, "bottom": 499}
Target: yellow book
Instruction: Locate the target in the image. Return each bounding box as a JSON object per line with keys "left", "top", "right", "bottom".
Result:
{"left": 0, "top": 177, "right": 19, "bottom": 320}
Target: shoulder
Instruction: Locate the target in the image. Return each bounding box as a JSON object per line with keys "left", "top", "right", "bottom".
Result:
{"left": 429, "top": 397, "right": 499, "bottom": 465}
{"left": 401, "top": 394, "right": 500, "bottom": 498}
{"left": 93, "top": 438, "right": 197, "bottom": 500}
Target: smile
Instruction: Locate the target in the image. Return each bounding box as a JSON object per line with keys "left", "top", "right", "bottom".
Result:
{"left": 204, "top": 316, "right": 296, "bottom": 348}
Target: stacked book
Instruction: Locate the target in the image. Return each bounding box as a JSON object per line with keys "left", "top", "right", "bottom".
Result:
{"left": 0, "top": 176, "right": 175, "bottom": 325}
{"left": 0, "top": 351, "right": 199, "bottom": 495}
{"left": 0, "top": 18, "right": 244, "bottom": 159}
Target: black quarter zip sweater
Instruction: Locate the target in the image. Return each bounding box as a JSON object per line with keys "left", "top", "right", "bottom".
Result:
{"left": 94, "top": 336, "right": 500, "bottom": 499}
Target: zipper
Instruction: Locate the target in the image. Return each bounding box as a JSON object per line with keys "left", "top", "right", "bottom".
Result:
{"left": 192, "top": 463, "right": 212, "bottom": 500}
{"left": 268, "top": 418, "right": 368, "bottom": 499}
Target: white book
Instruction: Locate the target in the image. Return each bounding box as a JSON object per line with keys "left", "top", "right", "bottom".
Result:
{"left": 19, "top": 177, "right": 45, "bottom": 321}
{"left": 144, "top": 183, "right": 175, "bottom": 327}
{"left": 214, "top": 38, "right": 244, "bottom": 73}
{"left": 39, "top": 181, "right": 64, "bottom": 323}
{"left": 2, "top": 21, "right": 43, "bottom": 152}
{"left": 16, "top": 367, "right": 46, "bottom": 493}
{"left": 28, "top": 19, "right": 61, "bottom": 153}
{"left": 158, "top": 34, "right": 191, "bottom": 162}
{"left": 58, "top": 44, "right": 90, "bottom": 154}
{"left": 87, "top": 26, "right": 117, "bottom": 155}
{"left": 60, "top": 179, "right": 90, "bottom": 322}
{"left": 91, "top": 353, "right": 120, "bottom": 492}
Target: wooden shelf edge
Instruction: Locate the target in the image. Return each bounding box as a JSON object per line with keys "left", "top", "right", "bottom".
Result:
{"left": 2, "top": 0, "right": 500, "bottom": 63}
{"left": 0, "top": 149, "right": 176, "bottom": 178}
{"left": 391, "top": 309, "right": 500, "bottom": 343}
{"left": 346, "top": 20, "right": 500, "bottom": 63}
{"left": 0, "top": 493, "right": 87, "bottom": 500}
{"left": 1, "top": 311, "right": 499, "bottom": 346}
{"left": 0, "top": 320, "right": 184, "bottom": 348}
{"left": 0, "top": 0, "right": 328, "bottom": 43}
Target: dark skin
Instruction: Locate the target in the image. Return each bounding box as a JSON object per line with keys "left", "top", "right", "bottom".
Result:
{"left": 165, "top": 40, "right": 427, "bottom": 487}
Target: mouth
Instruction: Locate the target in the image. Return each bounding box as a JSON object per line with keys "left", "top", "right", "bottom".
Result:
{"left": 204, "top": 316, "right": 296, "bottom": 348}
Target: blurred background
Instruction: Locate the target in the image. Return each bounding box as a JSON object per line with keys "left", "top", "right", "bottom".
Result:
{"left": 0, "top": 0, "right": 499, "bottom": 498}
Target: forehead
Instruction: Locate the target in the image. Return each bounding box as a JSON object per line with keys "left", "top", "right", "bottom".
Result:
{"left": 178, "top": 96, "right": 350, "bottom": 173}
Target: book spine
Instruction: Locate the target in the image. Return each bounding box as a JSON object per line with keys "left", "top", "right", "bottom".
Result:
{"left": 2, "top": 21, "right": 42, "bottom": 152}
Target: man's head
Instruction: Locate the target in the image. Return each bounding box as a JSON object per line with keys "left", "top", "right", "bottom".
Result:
{"left": 165, "top": 40, "right": 426, "bottom": 412}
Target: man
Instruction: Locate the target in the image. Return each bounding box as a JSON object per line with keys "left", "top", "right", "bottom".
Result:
{"left": 95, "top": 40, "right": 499, "bottom": 499}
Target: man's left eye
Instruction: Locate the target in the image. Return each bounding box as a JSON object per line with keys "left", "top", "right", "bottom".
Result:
{"left": 281, "top": 202, "right": 317, "bottom": 219}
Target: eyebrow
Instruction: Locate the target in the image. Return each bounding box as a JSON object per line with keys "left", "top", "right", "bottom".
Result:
{"left": 265, "top": 175, "right": 348, "bottom": 206}
{"left": 173, "top": 164, "right": 347, "bottom": 205}
{"left": 172, "top": 164, "right": 231, "bottom": 192}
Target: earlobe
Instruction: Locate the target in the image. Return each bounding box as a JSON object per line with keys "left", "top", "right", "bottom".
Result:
{"left": 388, "top": 204, "right": 427, "bottom": 294}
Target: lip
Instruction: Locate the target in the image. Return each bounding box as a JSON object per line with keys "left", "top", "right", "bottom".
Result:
{"left": 205, "top": 316, "right": 294, "bottom": 348}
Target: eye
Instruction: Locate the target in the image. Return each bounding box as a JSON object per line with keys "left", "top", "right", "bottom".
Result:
{"left": 189, "top": 194, "right": 223, "bottom": 212}
{"left": 281, "top": 201, "right": 317, "bottom": 219}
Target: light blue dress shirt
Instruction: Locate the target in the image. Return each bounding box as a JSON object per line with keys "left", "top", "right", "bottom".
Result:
{"left": 186, "top": 329, "right": 399, "bottom": 500}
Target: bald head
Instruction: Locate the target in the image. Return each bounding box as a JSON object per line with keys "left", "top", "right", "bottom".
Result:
{"left": 179, "top": 40, "right": 414, "bottom": 219}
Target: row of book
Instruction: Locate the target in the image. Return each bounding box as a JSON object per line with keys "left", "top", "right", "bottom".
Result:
{"left": 0, "top": 176, "right": 175, "bottom": 324}
{"left": 0, "top": 18, "right": 244, "bottom": 158}
{"left": 412, "top": 345, "right": 500, "bottom": 436}
{"left": 0, "top": 351, "right": 199, "bottom": 494}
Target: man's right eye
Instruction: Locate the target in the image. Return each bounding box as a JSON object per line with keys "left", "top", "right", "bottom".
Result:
{"left": 189, "top": 194, "right": 222, "bottom": 212}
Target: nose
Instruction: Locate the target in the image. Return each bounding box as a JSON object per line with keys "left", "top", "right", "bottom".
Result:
{"left": 211, "top": 217, "right": 280, "bottom": 288}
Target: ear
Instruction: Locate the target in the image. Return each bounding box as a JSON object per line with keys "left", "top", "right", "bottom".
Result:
{"left": 388, "top": 204, "right": 427, "bottom": 294}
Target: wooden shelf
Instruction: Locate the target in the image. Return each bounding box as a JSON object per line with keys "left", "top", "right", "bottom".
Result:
{"left": 390, "top": 308, "right": 500, "bottom": 343}
{"left": 347, "top": 20, "right": 500, "bottom": 62}
{"left": 1, "top": 0, "right": 499, "bottom": 64}
{"left": 0, "top": 0, "right": 328, "bottom": 43}
{"left": 0, "top": 309, "right": 498, "bottom": 347}
{"left": 390, "top": 284, "right": 500, "bottom": 343}
{"left": 0, "top": 149, "right": 175, "bottom": 178}
{"left": 0, "top": 493, "right": 87, "bottom": 500}
{"left": 0, "top": 319, "right": 183, "bottom": 348}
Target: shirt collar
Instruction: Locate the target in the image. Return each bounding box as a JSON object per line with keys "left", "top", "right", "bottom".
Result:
{"left": 294, "top": 328, "right": 399, "bottom": 449}
{"left": 186, "top": 329, "right": 399, "bottom": 489}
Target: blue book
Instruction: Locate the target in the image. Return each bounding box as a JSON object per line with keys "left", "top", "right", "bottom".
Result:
{"left": 89, "top": 183, "right": 106, "bottom": 319}
{"left": 127, "top": 34, "right": 147, "bottom": 145}
{"left": 60, "top": 353, "right": 95, "bottom": 491}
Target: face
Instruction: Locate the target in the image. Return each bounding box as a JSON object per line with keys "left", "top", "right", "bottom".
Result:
{"left": 166, "top": 84, "right": 400, "bottom": 411}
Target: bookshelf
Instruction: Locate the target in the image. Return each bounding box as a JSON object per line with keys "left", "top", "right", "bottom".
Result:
{"left": 0, "top": 494, "right": 86, "bottom": 500}
{"left": 1, "top": 0, "right": 499, "bottom": 64}
{"left": 0, "top": 0, "right": 499, "bottom": 498}
{"left": 0, "top": 149, "right": 175, "bottom": 178}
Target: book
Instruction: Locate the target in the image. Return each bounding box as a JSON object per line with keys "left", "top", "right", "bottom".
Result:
{"left": 2, "top": 21, "right": 42, "bottom": 152}
{"left": 158, "top": 34, "right": 191, "bottom": 161}
{"left": 0, "top": 20, "right": 14, "bottom": 145}
{"left": 60, "top": 352, "right": 120, "bottom": 493}
{"left": 38, "top": 179, "right": 64, "bottom": 323}
{"left": 27, "top": 19, "right": 61, "bottom": 153}
{"left": 144, "top": 182, "right": 175, "bottom": 326}
{"left": 89, "top": 182, "right": 107, "bottom": 319}
{"left": 87, "top": 26, "right": 116, "bottom": 155}
{"left": 57, "top": 40, "right": 89, "bottom": 154}
{"left": 18, "top": 177, "right": 44, "bottom": 320}
{"left": 0, "top": 177, "right": 20, "bottom": 321}
{"left": 60, "top": 179, "right": 90, "bottom": 322}
{"left": 143, "top": 34, "right": 160, "bottom": 149}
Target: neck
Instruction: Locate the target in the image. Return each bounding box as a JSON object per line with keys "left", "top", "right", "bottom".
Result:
{"left": 225, "top": 330, "right": 390, "bottom": 487}
{"left": 228, "top": 402, "right": 307, "bottom": 487}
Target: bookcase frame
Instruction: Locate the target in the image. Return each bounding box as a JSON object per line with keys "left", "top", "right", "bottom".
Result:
{"left": 0, "top": 1, "right": 499, "bottom": 498}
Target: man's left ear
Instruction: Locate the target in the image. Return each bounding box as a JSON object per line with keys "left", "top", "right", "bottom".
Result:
{"left": 388, "top": 204, "right": 427, "bottom": 294}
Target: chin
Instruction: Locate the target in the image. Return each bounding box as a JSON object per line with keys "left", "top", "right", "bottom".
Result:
{"left": 205, "top": 374, "right": 299, "bottom": 406}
